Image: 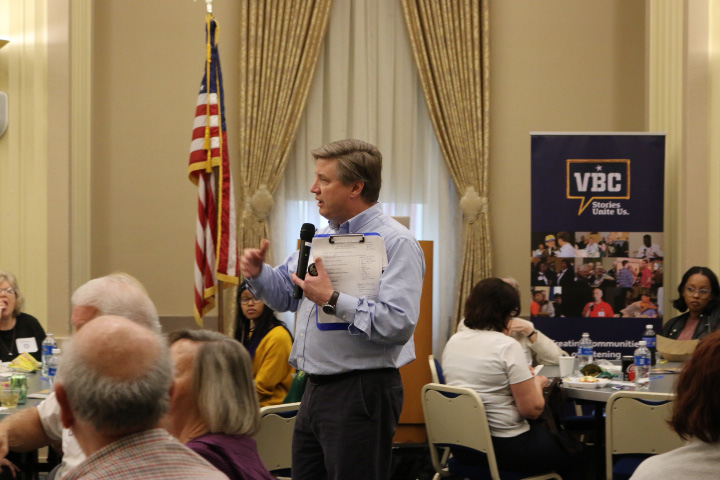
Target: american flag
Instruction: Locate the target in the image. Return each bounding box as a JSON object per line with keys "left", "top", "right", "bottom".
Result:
{"left": 188, "top": 15, "right": 238, "bottom": 325}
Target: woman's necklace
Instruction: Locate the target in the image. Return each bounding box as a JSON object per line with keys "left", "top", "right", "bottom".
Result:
{"left": 0, "top": 327, "right": 16, "bottom": 358}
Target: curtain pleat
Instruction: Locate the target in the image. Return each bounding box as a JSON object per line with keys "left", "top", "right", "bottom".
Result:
{"left": 401, "top": 0, "right": 491, "bottom": 324}
{"left": 228, "top": 0, "right": 333, "bottom": 336}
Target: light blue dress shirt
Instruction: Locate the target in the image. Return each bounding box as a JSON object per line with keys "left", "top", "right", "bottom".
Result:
{"left": 248, "top": 204, "right": 426, "bottom": 375}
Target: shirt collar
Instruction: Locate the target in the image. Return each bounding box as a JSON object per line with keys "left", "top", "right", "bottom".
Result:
{"left": 328, "top": 203, "right": 382, "bottom": 234}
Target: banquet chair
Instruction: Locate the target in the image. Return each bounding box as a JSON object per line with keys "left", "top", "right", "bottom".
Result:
{"left": 428, "top": 355, "right": 445, "bottom": 384}
{"left": 256, "top": 402, "right": 300, "bottom": 479}
{"left": 422, "top": 383, "right": 561, "bottom": 480}
{"left": 605, "top": 391, "right": 685, "bottom": 480}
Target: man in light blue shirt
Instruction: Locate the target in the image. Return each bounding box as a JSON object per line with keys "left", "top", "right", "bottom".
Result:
{"left": 240, "top": 139, "right": 425, "bottom": 480}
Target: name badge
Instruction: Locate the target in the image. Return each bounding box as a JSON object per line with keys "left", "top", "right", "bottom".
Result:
{"left": 598, "top": 311, "right": 605, "bottom": 317}
{"left": 16, "top": 337, "right": 38, "bottom": 354}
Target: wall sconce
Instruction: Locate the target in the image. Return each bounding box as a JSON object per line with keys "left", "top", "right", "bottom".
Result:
{"left": 0, "top": 38, "right": 8, "bottom": 138}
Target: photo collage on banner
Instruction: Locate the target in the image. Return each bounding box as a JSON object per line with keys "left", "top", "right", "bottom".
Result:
{"left": 530, "top": 134, "right": 665, "bottom": 359}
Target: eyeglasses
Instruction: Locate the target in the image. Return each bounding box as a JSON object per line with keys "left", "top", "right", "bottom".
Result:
{"left": 0, "top": 288, "right": 15, "bottom": 296}
{"left": 685, "top": 286, "right": 711, "bottom": 298}
{"left": 240, "top": 297, "right": 261, "bottom": 305}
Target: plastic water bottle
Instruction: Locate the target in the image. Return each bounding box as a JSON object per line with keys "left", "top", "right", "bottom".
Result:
{"left": 41, "top": 334, "right": 57, "bottom": 379}
{"left": 634, "top": 341, "right": 651, "bottom": 389}
{"left": 47, "top": 348, "right": 61, "bottom": 384}
{"left": 642, "top": 324, "right": 657, "bottom": 366}
{"left": 577, "top": 332, "right": 594, "bottom": 373}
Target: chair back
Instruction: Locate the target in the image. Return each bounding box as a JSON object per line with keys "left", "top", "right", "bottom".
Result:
{"left": 606, "top": 391, "right": 685, "bottom": 479}
{"left": 422, "top": 383, "right": 502, "bottom": 479}
{"left": 428, "top": 355, "right": 445, "bottom": 384}
{"left": 256, "top": 402, "right": 300, "bottom": 473}
{"left": 283, "top": 371, "right": 307, "bottom": 403}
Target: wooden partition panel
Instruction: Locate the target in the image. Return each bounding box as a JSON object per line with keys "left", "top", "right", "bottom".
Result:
{"left": 394, "top": 240, "right": 433, "bottom": 443}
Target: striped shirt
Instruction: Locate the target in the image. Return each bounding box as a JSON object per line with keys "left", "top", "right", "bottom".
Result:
{"left": 63, "top": 428, "right": 228, "bottom": 480}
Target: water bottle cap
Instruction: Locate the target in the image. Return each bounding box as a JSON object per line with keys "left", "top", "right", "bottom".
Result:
{"left": 646, "top": 325, "right": 653, "bottom": 329}
{"left": 582, "top": 332, "right": 589, "bottom": 337}
{"left": 638, "top": 341, "right": 647, "bottom": 346}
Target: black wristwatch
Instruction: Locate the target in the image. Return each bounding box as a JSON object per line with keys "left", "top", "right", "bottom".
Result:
{"left": 322, "top": 291, "right": 340, "bottom": 315}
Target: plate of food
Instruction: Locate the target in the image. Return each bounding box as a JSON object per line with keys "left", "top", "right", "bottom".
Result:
{"left": 563, "top": 376, "right": 611, "bottom": 389}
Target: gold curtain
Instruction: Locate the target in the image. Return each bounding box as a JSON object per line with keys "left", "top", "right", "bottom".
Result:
{"left": 227, "top": 0, "right": 333, "bottom": 335}
{"left": 401, "top": 0, "right": 491, "bottom": 323}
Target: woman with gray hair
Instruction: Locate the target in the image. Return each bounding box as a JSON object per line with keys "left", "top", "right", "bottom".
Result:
{"left": 165, "top": 330, "right": 274, "bottom": 480}
{"left": 0, "top": 271, "right": 46, "bottom": 362}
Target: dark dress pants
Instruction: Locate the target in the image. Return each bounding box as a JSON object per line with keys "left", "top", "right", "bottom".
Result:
{"left": 291, "top": 368, "right": 403, "bottom": 480}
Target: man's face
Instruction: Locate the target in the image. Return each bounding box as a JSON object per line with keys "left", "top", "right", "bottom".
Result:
{"left": 593, "top": 289, "right": 603, "bottom": 302}
{"left": 310, "top": 159, "right": 357, "bottom": 224}
{"left": 71, "top": 305, "right": 99, "bottom": 330}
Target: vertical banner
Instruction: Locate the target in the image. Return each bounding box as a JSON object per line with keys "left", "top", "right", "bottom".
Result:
{"left": 530, "top": 133, "right": 665, "bottom": 359}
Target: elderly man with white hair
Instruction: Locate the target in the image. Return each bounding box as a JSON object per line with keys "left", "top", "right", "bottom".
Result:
{"left": 56, "top": 316, "right": 227, "bottom": 479}
{"left": 0, "top": 273, "right": 160, "bottom": 479}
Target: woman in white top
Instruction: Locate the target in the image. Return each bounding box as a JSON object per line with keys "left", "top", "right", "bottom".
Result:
{"left": 456, "top": 277, "right": 565, "bottom": 366}
{"left": 443, "top": 278, "right": 582, "bottom": 479}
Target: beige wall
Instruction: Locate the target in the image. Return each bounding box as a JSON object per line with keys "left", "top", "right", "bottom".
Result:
{"left": 91, "top": 1, "right": 240, "bottom": 318}
{"left": 489, "top": 0, "right": 647, "bottom": 312}
{"left": 6, "top": 1, "right": 717, "bottom": 333}
{"left": 90, "top": 1, "right": 647, "bottom": 321}
{"left": 0, "top": 0, "right": 51, "bottom": 327}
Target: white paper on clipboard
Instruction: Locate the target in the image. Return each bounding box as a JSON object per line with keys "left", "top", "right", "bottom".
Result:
{"left": 311, "top": 233, "right": 387, "bottom": 327}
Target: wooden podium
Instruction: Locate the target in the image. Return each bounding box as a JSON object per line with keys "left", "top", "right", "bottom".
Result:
{"left": 394, "top": 240, "right": 433, "bottom": 443}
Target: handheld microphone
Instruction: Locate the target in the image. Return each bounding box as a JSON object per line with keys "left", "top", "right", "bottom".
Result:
{"left": 293, "top": 223, "right": 316, "bottom": 299}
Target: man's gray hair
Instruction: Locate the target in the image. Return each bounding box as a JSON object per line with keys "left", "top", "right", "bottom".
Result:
{"left": 58, "top": 331, "right": 172, "bottom": 435}
{"left": 311, "top": 139, "right": 382, "bottom": 203}
{"left": 168, "top": 330, "right": 260, "bottom": 436}
{"left": 71, "top": 273, "right": 160, "bottom": 333}
{"left": 0, "top": 271, "right": 24, "bottom": 316}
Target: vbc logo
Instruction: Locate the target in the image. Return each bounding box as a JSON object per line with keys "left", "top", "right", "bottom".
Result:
{"left": 566, "top": 159, "right": 630, "bottom": 215}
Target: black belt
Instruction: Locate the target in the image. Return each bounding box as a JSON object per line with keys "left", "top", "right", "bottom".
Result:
{"left": 307, "top": 367, "right": 398, "bottom": 385}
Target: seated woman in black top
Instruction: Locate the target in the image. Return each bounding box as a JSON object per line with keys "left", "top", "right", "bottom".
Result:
{"left": 0, "top": 271, "right": 46, "bottom": 362}
{"left": 663, "top": 266, "right": 720, "bottom": 340}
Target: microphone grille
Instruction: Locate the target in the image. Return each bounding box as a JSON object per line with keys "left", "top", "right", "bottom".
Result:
{"left": 300, "top": 223, "right": 316, "bottom": 241}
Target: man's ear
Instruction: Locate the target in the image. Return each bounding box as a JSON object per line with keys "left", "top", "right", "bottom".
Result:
{"left": 54, "top": 384, "right": 75, "bottom": 429}
{"left": 349, "top": 181, "right": 365, "bottom": 199}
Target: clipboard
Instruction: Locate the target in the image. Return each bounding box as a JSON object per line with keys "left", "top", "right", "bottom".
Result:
{"left": 311, "top": 233, "right": 388, "bottom": 331}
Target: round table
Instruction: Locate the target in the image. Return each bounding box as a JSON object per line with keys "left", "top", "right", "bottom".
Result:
{"left": 543, "top": 361, "right": 682, "bottom": 402}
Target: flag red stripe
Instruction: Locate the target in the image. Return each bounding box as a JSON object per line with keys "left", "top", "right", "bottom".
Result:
{"left": 189, "top": 17, "right": 239, "bottom": 325}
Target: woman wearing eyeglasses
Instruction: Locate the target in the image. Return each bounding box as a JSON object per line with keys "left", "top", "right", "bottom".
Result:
{"left": 663, "top": 266, "right": 720, "bottom": 340}
{"left": 235, "top": 282, "right": 294, "bottom": 406}
{"left": 0, "top": 271, "right": 46, "bottom": 363}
